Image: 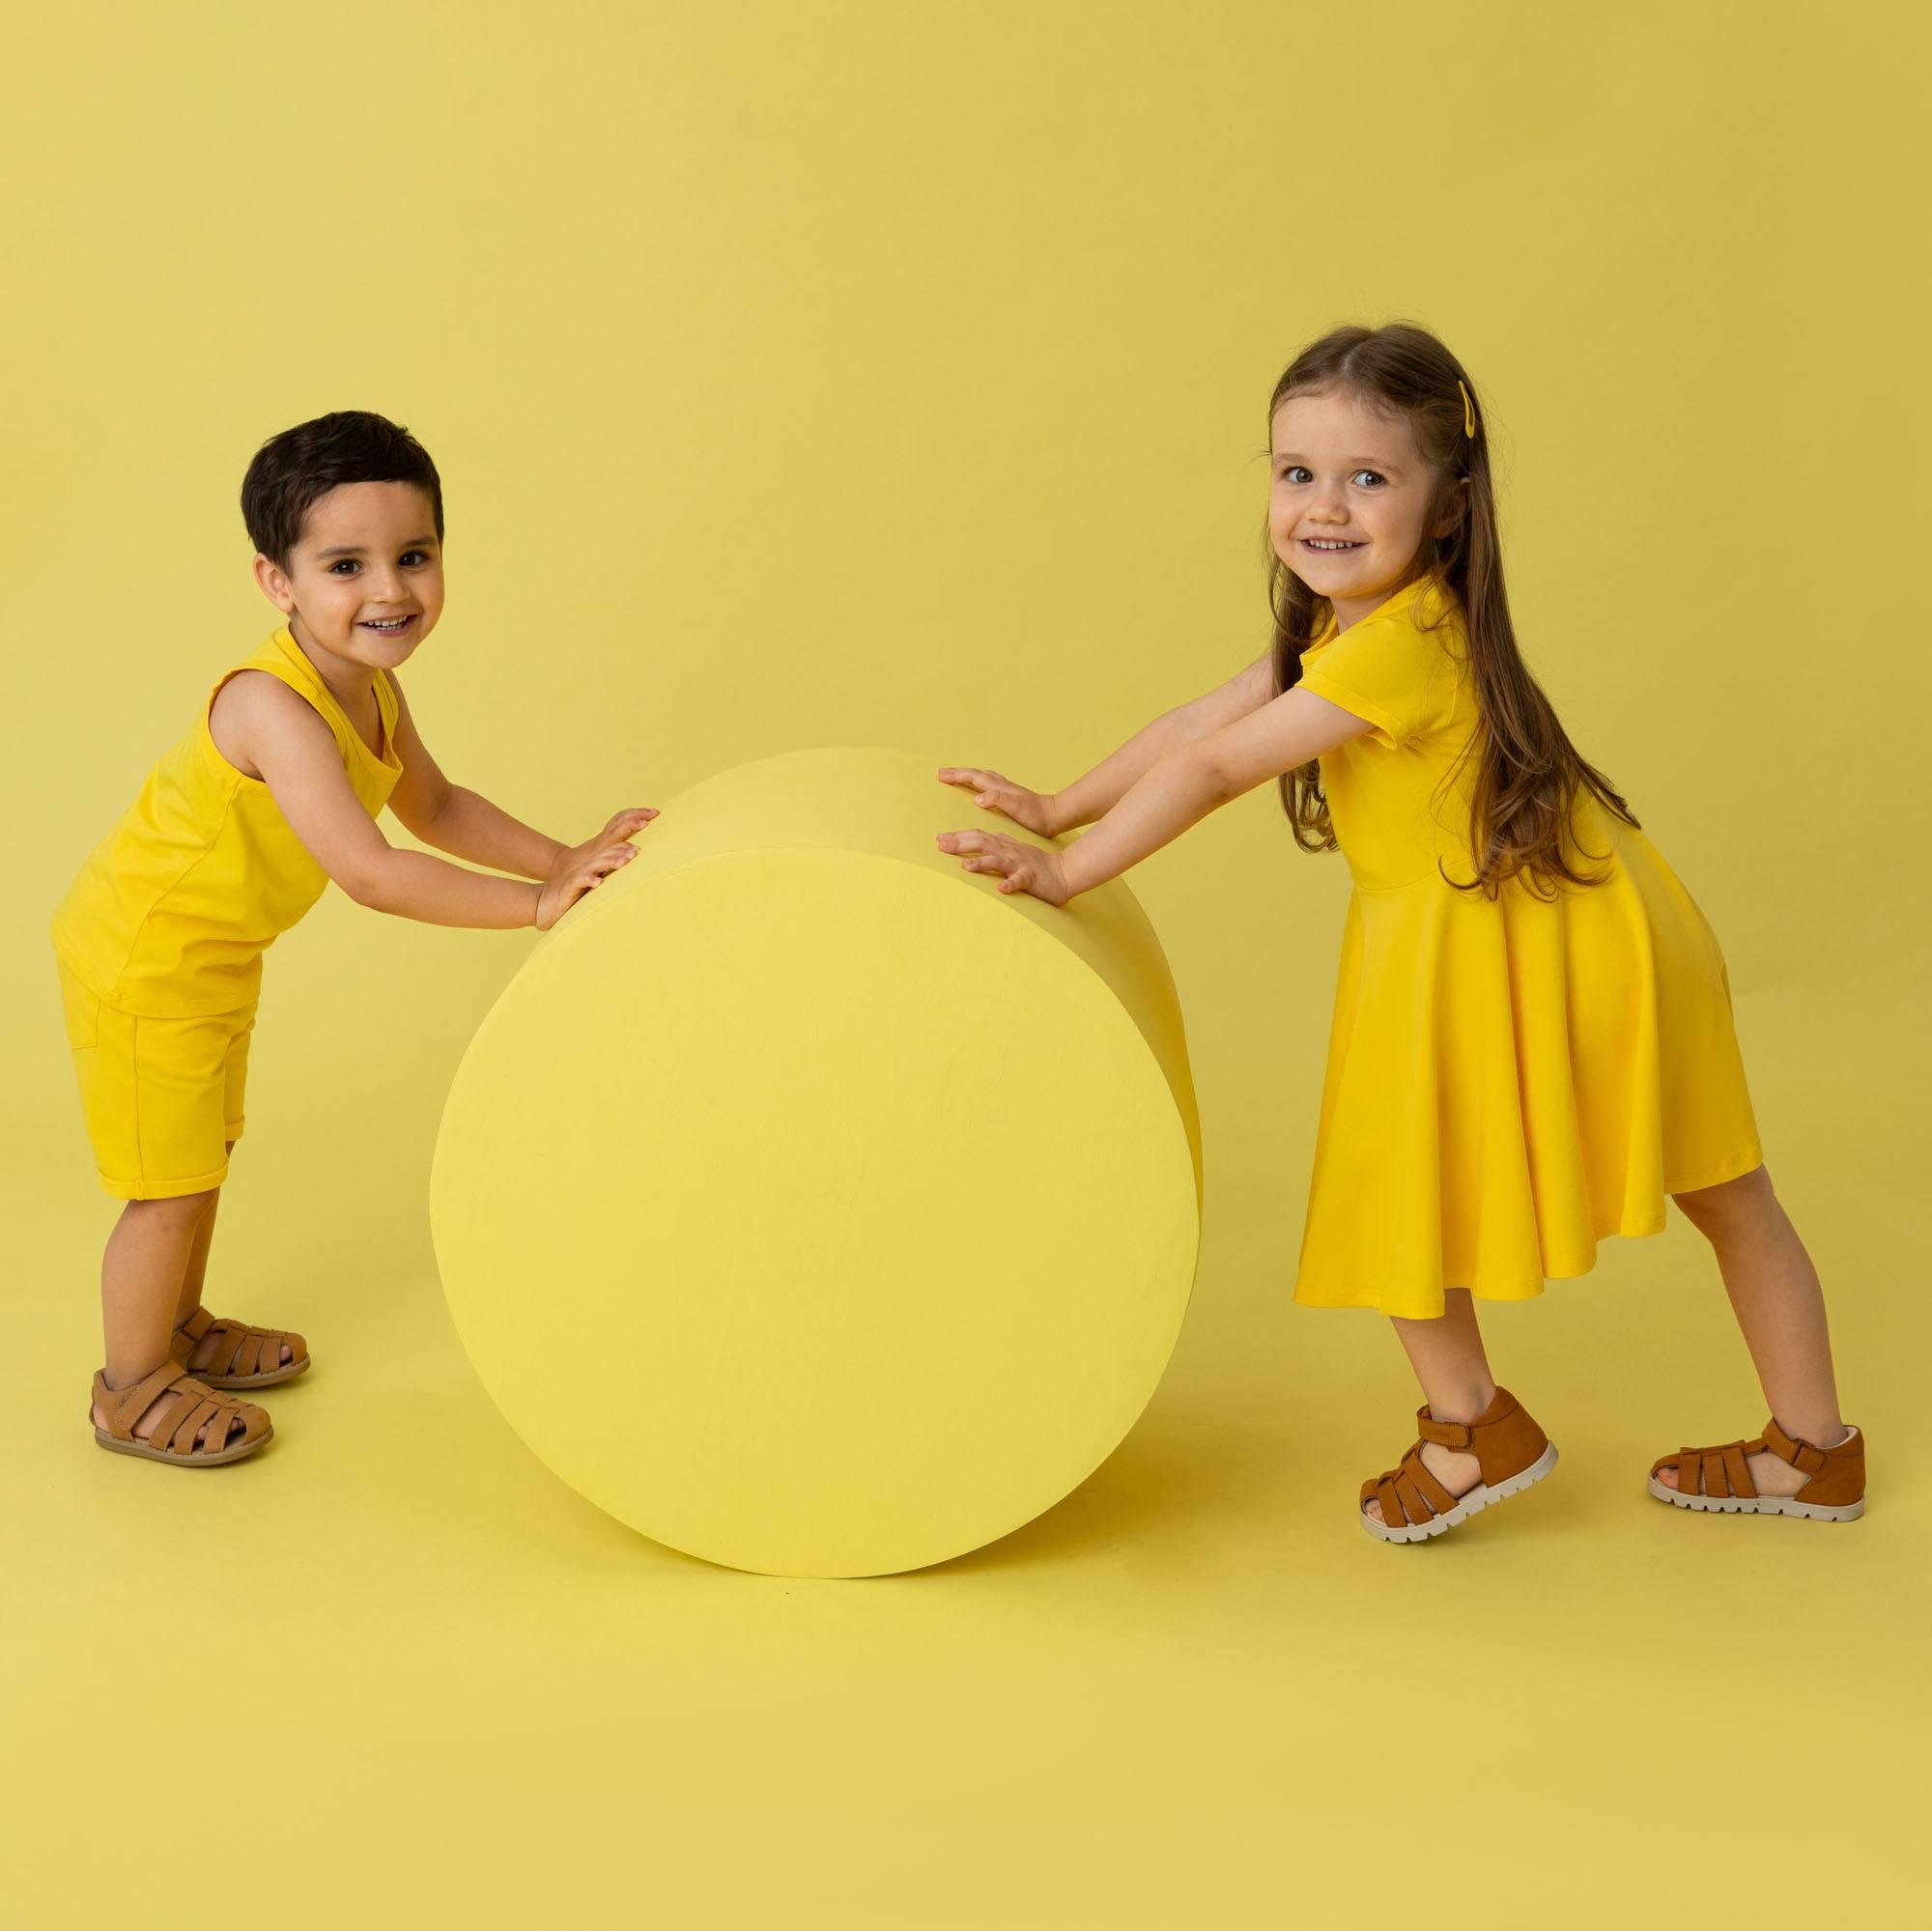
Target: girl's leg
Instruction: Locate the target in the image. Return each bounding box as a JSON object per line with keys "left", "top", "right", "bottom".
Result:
{"left": 1660, "top": 1161, "right": 1851, "bottom": 1493}
{"left": 1362, "top": 1288, "right": 1496, "bottom": 1525}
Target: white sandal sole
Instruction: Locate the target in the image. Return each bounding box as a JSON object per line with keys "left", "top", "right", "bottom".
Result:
{"left": 1362, "top": 1441, "right": 1560, "bottom": 1543}
{"left": 1645, "top": 1475, "right": 1863, "bottom": 1521}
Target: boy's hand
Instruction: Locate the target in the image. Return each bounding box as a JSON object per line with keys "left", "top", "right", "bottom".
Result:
{"left": 557, "top": 808, "right": 658, "bottom": 874}
{"left": 936, "top": 829, "right": 1072, "bottom": 906}
{"left": 937, "top": 767, "right": 1061, "bottom": 838}
{"left": 534, "top": 839, "right": 639, "bottom": 931}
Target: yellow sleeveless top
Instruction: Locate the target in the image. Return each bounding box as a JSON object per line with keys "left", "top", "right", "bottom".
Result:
{"left": 50, "top": 623, "right": 403, "bottom": 1016}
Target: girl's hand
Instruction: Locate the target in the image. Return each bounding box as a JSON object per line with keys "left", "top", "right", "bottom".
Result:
{"left": 937, "top": 767, "right": 1061, "bottom": 838}
{"left": 557, "top": 807, "right": 658, "bottom": 874}
{"left": 534, "top": 839, "right": 639, "bottom": 930}
{"left": 936, "top": 829, "right": 1072, "bottom": 906}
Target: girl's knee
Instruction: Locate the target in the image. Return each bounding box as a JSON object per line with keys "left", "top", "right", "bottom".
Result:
{"left": 1671, "top": 1162, "right": 1773, "bottom": 1227}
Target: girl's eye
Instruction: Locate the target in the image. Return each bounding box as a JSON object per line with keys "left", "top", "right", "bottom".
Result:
{"left": 403, "top": 550, "right": 431, "bottom": 565}
{"left": 1279, "top": 466, "right": 1385, "bottom": 488}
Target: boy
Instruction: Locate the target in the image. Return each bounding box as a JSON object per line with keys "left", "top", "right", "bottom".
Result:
{"left": 51, "top": 410, "right": 654, "bottom": 1465}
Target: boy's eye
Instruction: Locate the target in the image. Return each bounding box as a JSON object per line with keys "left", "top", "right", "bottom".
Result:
{"left": 328, "top": 551, "right": 434, "bottom": 574}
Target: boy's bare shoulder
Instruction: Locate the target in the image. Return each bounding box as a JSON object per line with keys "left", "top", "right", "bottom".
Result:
{"left": 208, "top": 669, "right": 329, "bottom": 782}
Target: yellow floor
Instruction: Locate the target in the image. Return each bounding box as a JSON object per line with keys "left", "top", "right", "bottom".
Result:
{"left": 6, "top": 959, "right": 1923, "bottom": 1929}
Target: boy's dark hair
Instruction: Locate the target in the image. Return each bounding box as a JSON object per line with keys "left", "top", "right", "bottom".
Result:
{"left": 241, "top": 410, "right": 443, "bottom": 570}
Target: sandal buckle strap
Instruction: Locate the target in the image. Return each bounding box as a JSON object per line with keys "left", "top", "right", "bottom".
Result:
{"left": 1415, "top": 1408, "right": 1472, "bottom": 1451}
{"left": 1761, "top": 1417, "right": 1829, "bottom": 1476}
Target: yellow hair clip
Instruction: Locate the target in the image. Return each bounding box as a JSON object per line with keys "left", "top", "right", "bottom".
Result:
{"left": 1458, "top": 378, "right": 1476, "bottom": 440}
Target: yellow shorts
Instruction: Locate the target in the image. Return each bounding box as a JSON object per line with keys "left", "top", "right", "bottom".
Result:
{"left": 55, "top": 955, "right": 254, "bottom": 1201}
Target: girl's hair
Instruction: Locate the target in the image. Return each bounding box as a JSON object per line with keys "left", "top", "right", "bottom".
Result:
{"left": 241, "top": 410, "right": 444, "bottom": 571}
{"left": 1265, "top": 322, "right": 1638, "bottom": 901}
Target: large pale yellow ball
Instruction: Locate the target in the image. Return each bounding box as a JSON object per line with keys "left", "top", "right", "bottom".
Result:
{"left": 430, "top": 748, "right": 1201, "bottom": 1576}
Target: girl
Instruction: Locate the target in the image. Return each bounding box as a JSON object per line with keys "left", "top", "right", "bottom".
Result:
{"left": 935, "top": 322, "right": 1864, "bottom": 1541}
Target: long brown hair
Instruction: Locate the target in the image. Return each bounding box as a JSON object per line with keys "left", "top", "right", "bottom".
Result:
{"left": 1266, "top": 322, "right": 1637, "bottom": 901}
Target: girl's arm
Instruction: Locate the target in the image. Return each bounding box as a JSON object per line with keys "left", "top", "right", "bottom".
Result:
{"left": 937, "top": 685, "right": 1375, "bottom": 905}
{"left": 242, "top": 678, "right": 636, "bottom": 931}
{"left": 943, "top": 651, "right": 1276, "bottom": 837}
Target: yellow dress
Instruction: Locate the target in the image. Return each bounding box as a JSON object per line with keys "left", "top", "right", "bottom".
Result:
{"left": 1290, "top": 574, "right": 1762, "bottom": 1319}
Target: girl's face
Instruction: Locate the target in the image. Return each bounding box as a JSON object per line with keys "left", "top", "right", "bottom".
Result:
{"left": 254, "top": 479, "right": 446, "bottom": 672}
{"left": 1268, "top": 388, "right": 1460, "bottom": 625}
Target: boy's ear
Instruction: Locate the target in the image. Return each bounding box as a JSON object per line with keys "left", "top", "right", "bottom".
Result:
{"left": 252, "top": 551, "right": 296, "bottom": 615}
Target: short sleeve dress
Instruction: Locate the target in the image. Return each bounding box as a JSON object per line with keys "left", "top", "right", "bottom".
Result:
{"left": 1290, "top": 572, "right": 1762, "bottom": 1319}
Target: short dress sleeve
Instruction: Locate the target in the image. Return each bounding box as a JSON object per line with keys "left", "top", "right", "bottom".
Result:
{"left": 1294, "top": 615, "right": 1457, "bottom": 751}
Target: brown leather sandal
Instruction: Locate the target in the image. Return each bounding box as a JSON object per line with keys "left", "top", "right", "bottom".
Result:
{"left": 91, "top": 1363, "right": 272, "bottom": 1467}
{"left": 1361, "top": 1386, "right": 1558, "bottom": 1544}
{"left": 1648, "top": 1418, "right": 1865, "bottom": 1521}
{"left": 171, "top": 1307, "right": 310, "bottom": 1389}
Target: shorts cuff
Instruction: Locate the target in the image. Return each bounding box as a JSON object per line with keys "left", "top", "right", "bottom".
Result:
{"left": 96, "top": 1158, "right": 231, "bottom": 1202}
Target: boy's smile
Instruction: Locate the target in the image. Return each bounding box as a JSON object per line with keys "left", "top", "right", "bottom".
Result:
{"left": 252, "top": 478, "right": 445, "bottom": 704}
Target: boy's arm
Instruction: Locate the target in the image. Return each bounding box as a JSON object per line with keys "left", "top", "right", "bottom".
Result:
{"left": 385, "top": 672, "right": 566, "bottom": 880}
{"left": 243, "top": 678, "right": 539, "bottom": 928}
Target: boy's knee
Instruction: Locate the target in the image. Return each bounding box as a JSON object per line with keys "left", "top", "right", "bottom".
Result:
{"left": 124, "top": 1186, "right": 218, "bottom": 1223}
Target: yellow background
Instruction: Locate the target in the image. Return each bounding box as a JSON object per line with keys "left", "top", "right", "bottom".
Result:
{"left": 4, "top": 3, "right": 1925, "bottom": 1924}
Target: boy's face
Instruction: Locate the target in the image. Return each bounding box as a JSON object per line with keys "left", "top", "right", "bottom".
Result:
{"left": 253, "top": 480, "right": 445, "bottom": 670}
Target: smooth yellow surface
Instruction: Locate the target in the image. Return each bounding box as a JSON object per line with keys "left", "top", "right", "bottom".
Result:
{"left": 5, "top": 4, "right": 1927, "bottom": 1925}
{"left": 1293, "top": 576, "right": 1763, "bottom": 1314}
{"left": 433, "top": 748, "right": 1201, "bottom": 1576}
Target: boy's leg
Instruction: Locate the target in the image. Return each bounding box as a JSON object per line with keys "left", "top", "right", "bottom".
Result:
{"left": 71, "top": 991, "right": 262, "bottom": 1447}
{"left": 1363, "top": 1288, "right": 1496, "bottom": 1524}
{"left": 1660, "top": 1162, "right": 1851, "bottom": 1494}
{"left": 173, "top": 1162, "right": 223, "bottom": 1328}
{"left": 94, "top": 1187, "right": 236, "bottom": 1448}
{"left": 169, "top": 1140, "right": 296, "bottom": 1376}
